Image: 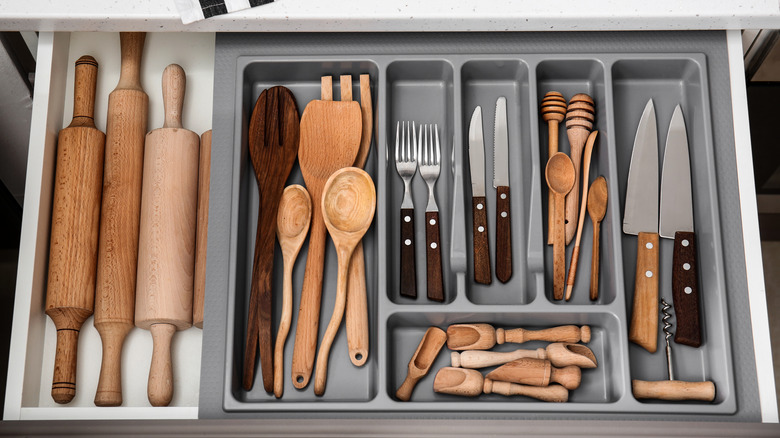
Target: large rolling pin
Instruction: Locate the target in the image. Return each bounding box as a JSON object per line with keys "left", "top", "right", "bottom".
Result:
{"left": 93, "top": 32, "right": 148, "bottom": 407}
{"left": 45, "top": 55, "right": 105, "bottom": 404}
{"left": 135, "top": 64, "right": 199, "bottom": 407}
{"left": 446, "top": 323, "right": 591, "bottom": 350}
{"left": 193, "top": 129, "right": 212, "bottom": 329}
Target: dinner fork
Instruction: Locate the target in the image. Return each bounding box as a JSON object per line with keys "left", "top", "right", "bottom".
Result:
{"left": 395, "top": 121, "right": 417, "bottom": 299}
{"left": 418, "top": 124, "right": 445, "bottom": 302}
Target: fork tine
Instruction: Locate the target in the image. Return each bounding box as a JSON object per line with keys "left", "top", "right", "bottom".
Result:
{"left": 419, "top": 124, "right": 425, "bottom": 166}
{"left": 434, "top": 124, "right": 440, "bottom": 164}
{"left": 411, "top": 121, "right": 416, "bottom": 163}
{"left": 395, "top": 121, "right": 400, "bottom": 162}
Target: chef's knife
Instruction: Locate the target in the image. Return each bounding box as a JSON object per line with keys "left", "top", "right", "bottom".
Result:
{"left": 493, "top": 97, "right": 512, "bottom": 283}
{"left": 469, "top": 106, "right": 491, "bottom": 284}
{"left": 624, "top": 99, "right": 659, "bottom": 354}
{"left": 660, "top": 105, "right": 701, "bottom": 348}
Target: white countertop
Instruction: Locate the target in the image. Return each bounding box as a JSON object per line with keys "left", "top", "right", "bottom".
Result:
{"left": 1, "top": 0, "right": 779, "bottom": 32}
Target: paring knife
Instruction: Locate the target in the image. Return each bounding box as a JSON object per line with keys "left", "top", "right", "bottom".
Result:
{"left": 624, "top": 99, "right": 659, "bottom": 354}
{"left": 469, "top": 106, "right": 492, "bottom": 284}
{"left": 493, "top": 97, "right": 512, "bottom": 283}
{"left": 660, "top": 105, "right": 701, "bottom": 348}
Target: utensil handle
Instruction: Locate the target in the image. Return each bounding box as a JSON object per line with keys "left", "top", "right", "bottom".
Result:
{"left": 400, "top": 208, "right": 417, "bottom": 298}
{"left": 148, "top": 323, "right": 176, "bottom": 406}
{"left": 425, "top": 211, "right": 444, "bottom": 302}
{"left": 671, "top": 231, "right": 702, "bottom": 347}
{"left": 94, "top": 323, "right": 131, "bottom": 406}
{"left": 499, "top": 325, "right": 590, "bottom": 344}
{"left": 629, "top": 232, "right": 659, "bottom": 353}
{"left": 117, "top": 32, "right": 145, "bottom": 90}
{"left": 472, "top": 196, "right": 491, "bottom": 284}
{"left": 395, "top": 374, "right": 422, "bottom": 401}
{"left": 452, "top": 349, "right": 545, "bottom": 369}
{"left": 50, "top": 325, "right": 81, "bottom": 404}
{"left": 565, "top": 244, "right": 580, "bottom": 301}
{"left": 632, "top": 379, "right": 715, "bottom": 402}
{"left": 162, "top": 64, "right": 184, "bottom": 129}
{"left": 273, "top": 261, "right": 294, "bottom": 398}
{"left": 590, "top": 222, "right": 601, "bottom": 301}
{"left": 69, "top": 56, "right": 98, "bottom": 126}
{"left": 346, "top": 241, "right": 369, "bottom": 366}
{"left": 495, "top": 186, "right": 512, "bottom": 283}
{"left": 553, "top": 193, "right": 566, "bottom": 299}
{"left": 546, "top": 121, "right": 558, "bottom": 246}
{"left": 484, "top": 379, "right": 569, "bottom": 402}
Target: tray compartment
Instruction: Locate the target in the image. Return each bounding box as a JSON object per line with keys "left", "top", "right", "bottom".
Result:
{"left": 535, "top": 59, "right": 617, "bottom": 305}
{"left": 385, "top": 60, "right": 457, "bottom": 304}
{"left": 386, "top": 311, "right": 624, "bottom": 405}
{"left": 611, "top": 57, "right": 735, "bottom": 411}
{"left": 459, "top": 59, "right": 540, "bottom": 305}
{"left": 231, "top": 59, "right": 380, "bottom": 402}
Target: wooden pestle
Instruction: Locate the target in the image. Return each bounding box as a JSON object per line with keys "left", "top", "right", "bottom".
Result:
{"left": 446, "top": 323, "right": 591, "bottom": 350}
{"left": 433, "top": 368, "right": 569, "bottom": 402}
{"left": 541, "top": 92, "right": 567, "bottom": 245}
{"left": 45, "top": 55, "right": 105, "bottom": 404}
{"left": 486, "top": 357, "right": 581, "bottom": 390}
{"left": 94, "top": 33, "right": 148, "bottom": 407}
{"left": 451, "top": 342, "right": 597, "bottom": 369}
{"left": 135, "top": 64, "right": 199, "bottom": 407}
{"left": 193, "top": 129, "right": 211, "bottom": 329}
{"left": 563, "top": 94, "right": 595, "bottom": 245}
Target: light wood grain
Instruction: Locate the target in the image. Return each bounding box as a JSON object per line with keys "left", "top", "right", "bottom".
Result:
{"left": 587, "top": 176, "right": 608, "bottom": 301}
{"left": 486, "top": 357, "right": 581, "bottom": 390}
{"left": 446, "top": 323, "right": 497, "bottom": 350}
{"left": 46, "top": 55, "right": 105, "bottom": 404}
{"left": 629, "top": 232, "right": 659, "bottom": 353}
{"left": 632, "top": 379, "right": 715, "bottom": 401}
{"left": 135, "top": 64, "right": 198, "bottom": 406}
{"left": 545, "top": 152, "right": 575, "bottom": 300}
{"left": 541, "top": 91, "right": 566, "bottom": 246}
{"left": 433, "top": 367, "right": 484, "bottom": 397}
{"left": 193, "top": 129, "right": 211, "bottom": 329}
{"left": 451, "top": 348, "right": 546, "bottom": 369}
{"left": 564, "top": 94, "right": 595, "bottom": 245}
{"left": 94, "top": 32, "right": 148, "bottom": 407}
{"left": 396, "top": 326, "right": 446, "bottom": 401}
{"left": 545, "top": 343, "right": 597, "bottom": 368}
{"left": 483, "top": 379, "right": 569, "bottom": 402}
{"left": 497, "top": 325, "right": 591, "bottom": 344}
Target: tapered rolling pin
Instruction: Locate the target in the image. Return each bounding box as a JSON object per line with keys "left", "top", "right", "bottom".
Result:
{"left": 135, "top": 64, "right": 199, "bottom": 407}
{"left": 45, "top": 55, "right": 105, "bottom": 404}
{"left": 486, "top": 357, "right": 581, "bottom": 390}
{"left": 451, "top": 343, "right": 597, "bottom": 369}
{"left": 193, "top": 129, "right": 212, "bottom": 329}
{"left": 93, "top": 32, "right": 148, "bottom": 407}
{"left": 446, "top": 323, "right": 591, "bottom": 350}
{"left": 433, "top": 367, "right": 568, "bottom": 402}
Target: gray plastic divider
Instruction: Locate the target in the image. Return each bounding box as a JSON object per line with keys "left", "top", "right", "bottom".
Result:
{"left": 201, "top": 31, "right": 759, "bottom": 421}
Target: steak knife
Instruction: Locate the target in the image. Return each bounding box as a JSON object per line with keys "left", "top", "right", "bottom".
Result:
{"left": 469, "top": 106, "right": 491, "bottom": 284}
{"left": 624, "top": 99, "right": 659, "bottom": 354}
{"left": 660, "top": 105, "right": 701, "bottom": 347}
{"left": 493, "top": 97, "right": 512, "bottom": 283}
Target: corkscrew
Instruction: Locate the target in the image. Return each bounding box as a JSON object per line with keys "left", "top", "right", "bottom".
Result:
{"left": 661, "top": 298, "right": 674, "bottom": 380}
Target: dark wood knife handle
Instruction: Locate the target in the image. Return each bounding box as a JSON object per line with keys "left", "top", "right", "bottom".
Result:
{"left": 672, "top": 231, "right": 702, "bottom": 347}
{"left": 495, "top": 186, "right": 512, "bottom": 283}
{"left": 400, "top": 208, "right": 417, "bottom": 298}
{"left": 472, "top": 196, "right": 492, "bottom": 284}
{"left": 425, "top": 211, "right": 444, "bottom": 302}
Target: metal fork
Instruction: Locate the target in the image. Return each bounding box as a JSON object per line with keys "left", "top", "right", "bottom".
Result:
{"left": 418, "top": 124, "right": 444, "bottom": 302}
{"left": 395, "top": 121, "right": 417, "bottom": 299}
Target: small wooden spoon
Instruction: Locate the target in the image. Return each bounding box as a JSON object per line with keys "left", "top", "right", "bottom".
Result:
{"left": 545, "top": 152, "right": 576, "bottom": 300}
{"left": 313, "top": 167, "right": 376, "bottom": 396}
{"left": 396, "top": 326, "right": 447, "bottom": 401}
{"left": 273, "top": 185, "right": 311, "bottom": 399}
{"left": 587, "top": 176, "right": 608, "bottom": 301}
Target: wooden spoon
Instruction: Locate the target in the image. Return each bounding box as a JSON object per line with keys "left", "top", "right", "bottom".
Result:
{"left": 588, "top": 176, "right": 608, "bottom": 301}
{"left": 273, "top": 185, "right": 311, "bottom": 399}
{"left": 243, "top": 86, "right": 300, "bottom": 393}
{"left": 313, "top": 167, "right": 376, "bottom": 396}
{"left": 292, "top": 79, "right": 362, "bottom": 389}
{"left": 396, "top": 326, "right": 447, "bottom": 401}
{"left": 545, "top": 152, "right": 576, "bottom": 300}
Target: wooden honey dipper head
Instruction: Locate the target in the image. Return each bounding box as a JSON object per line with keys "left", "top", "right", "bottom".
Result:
{"left": 565, "top": 93, "right": 595, "bottom": 132}
{"left": 541, "top": 91, "right": 567, "bottom": 124}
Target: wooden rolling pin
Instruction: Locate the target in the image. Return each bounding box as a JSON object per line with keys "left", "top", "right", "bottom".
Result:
{"left": 433, "top": 367, "right": 568, "bottom": 402}
{"left": 93, "top": 32, "right": 148, "bottom": 407}
{"left": 632, "top": 380, "right": 715, "bottom": 402}
{"left": 486, "top": 357, "right": 581, "bottom": 390}
{"left": 193, "top": 129, "right": 212, "bottom": 329}
{"left": 446, "top": 323, "right": 591, "bottom": 350}
{"left": 45, "top": 55, "right": 105, "bottom": 404}
{"left": 451, "top": 343, "right": 597, "bottom": 369}
{"left": 135, "top": 64, "right": 199, "bottom": 407}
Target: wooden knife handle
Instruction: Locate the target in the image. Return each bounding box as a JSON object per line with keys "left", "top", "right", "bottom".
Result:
{"left": 148, "top": 323, "right": 176, "bottom": 406}
{"left": 472, "top": 196, "right": 492, "bottom": 284}
{"left": 425, "top": 211, "right": 444, "bottom": 302}
{"left": 346, "top": 241, "right": 369, "bottom": 365}
{"left": 672, "top": 231, "right": 702, "bottom": 347}
{"left": 632, "top": 379, "right": 715, "bottom": 402}
{"left": 400, "top": 208, "right": 417, "bottom": 298}
{"left": 495, "top": 186, "right": 512, "bottom": 283}
{"left": 629, "top": 232, "right": 659, "bottom": 353}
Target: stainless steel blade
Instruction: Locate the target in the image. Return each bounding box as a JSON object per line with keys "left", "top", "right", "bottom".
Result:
{"left": 469, "top": 106, "right": 486, "bottom": 197}
{"left": 659, "top": 105, "right": 693, "bottom": 238}
{"left": 623, "top": 99, "right": 659, "bottom": 235}
{"left": 493, "top": 97, "right": 509, "bottom": 188}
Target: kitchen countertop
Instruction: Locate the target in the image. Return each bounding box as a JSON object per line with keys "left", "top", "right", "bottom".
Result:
{"left": 0, "top": 0, "right": 779, "bottom": 32}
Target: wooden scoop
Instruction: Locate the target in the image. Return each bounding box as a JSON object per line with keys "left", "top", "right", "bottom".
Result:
{"left": 447, "top": 323, "right": 591, "bottom": 350}
{"left": 541, "top": 91, "right": 567, "bottom": 246}
{"left": 313, "top": 167, "right": 375, "bottom": 396}
{"left": 292, "top": 79, "right": 362, "bottom": 389}
{"left": 564, "top": 93, "right": 595, "bottom": 245}
{"left": 587, "top": 176, "right": 608, "bottom": 301}
{"left": 273, "top": 185, "right": 311, "bottom": 398}
{"left": 545, "top": 343, "right": 598, "bottom": 368}
{"left": 486, "top": 357, "right": 582, "bottom": 390}
{"left": 545, "top": 152, "right": 576, "bottom": 300}
{"left": 396, "top": 326, "right": 447, "bottom": 401}
{"left": 433, "top": 368, "right": 569, "bottom": 402}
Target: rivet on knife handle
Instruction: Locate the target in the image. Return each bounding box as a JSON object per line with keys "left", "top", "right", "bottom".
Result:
{"left": 472, "top": 197, "right": 491, "bottom": 284}
{"left": 495, "top": 186, "right": 512, "bottom": 283}
{"left": 671, "top": 231, "right": 701, "bottom": 347}
{"left": 400, "top": 208, "right": 417, "bottom": 298}
{"left": 629, "top": 232, "right": 659, "bottom": 353}
{"left": 425, "top": 211, "right": 444, "bottom": 301}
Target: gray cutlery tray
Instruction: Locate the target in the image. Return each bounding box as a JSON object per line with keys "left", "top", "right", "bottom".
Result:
{"left": 201, "top": 31, "right": 760, "bottom": 420}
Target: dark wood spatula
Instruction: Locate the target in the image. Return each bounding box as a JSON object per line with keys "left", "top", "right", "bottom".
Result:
{"left": 243, "top": 86, "right": 300, "bottom": 393}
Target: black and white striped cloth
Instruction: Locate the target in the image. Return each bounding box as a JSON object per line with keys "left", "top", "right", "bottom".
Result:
{"left": 174, "top": 0, "right": 274, "bottom": 24}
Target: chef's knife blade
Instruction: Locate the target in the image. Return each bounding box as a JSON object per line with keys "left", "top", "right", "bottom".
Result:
{"left": 624, "top": 99, "right": 660, "bottom": 353}
{"left": 493, "top": 97, "right": 512, "bottom": 283}
{"left": 469, "top": 106, "right": 491, "bottom": 284}
{"left": 660, "top": 105, "right": 701, "bottom": 347}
